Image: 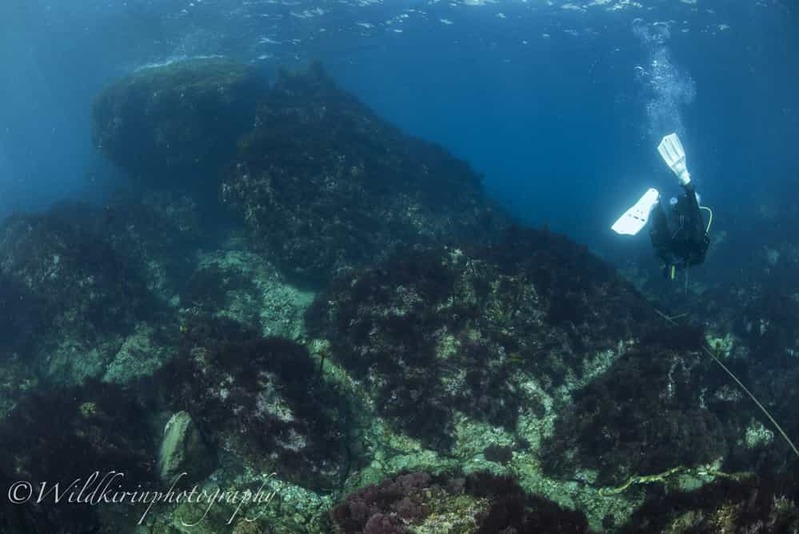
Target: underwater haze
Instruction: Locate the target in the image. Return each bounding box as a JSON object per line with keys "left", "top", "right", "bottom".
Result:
{"left": 2, "top": 0, "right": 799, "bottom": 533}
{"left": 2, "top": 0, "right": 797, "bottom": 249}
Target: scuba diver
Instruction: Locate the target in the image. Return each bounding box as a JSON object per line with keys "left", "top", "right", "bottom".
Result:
{"left": 611, "top": 133, "right": 712, "bottom": 279}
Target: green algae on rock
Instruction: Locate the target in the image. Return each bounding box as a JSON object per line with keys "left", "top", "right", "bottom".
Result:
{"left": 222, "top": 62, "right": 509, "bottom": 287}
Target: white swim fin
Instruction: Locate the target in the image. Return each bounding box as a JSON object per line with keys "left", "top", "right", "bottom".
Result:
{"left": 611, "top": 188, "right": 660, "bottom": 236}
{"left": 658, "top": 133, "right": 691, "bottom": 185}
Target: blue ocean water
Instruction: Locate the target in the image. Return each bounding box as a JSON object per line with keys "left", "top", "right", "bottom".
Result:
{"left": 2, "top": 2, "right": 799, "bottom": 531}
{"left": 2, "top": 0, "right": 796, "bottom": 259}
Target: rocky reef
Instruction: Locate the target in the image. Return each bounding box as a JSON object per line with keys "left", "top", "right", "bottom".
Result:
{"left": 0, "top": 194, "right": 202, "bottom": 385}
{"left": 620, "top": 201, "right": 799, "bottom": 476}
{"left": 620, "top": 474, "right": 799, "bottom": 533}
{"left": 94, "top": 58, "right": 508, "bottom": 287}
{"left": 0, "top": 59, "right": 797, "bottom": 533}
{"left": 329, "top": 471, "right": 589, "bottom": 533}
{"left": 92, "top": 58, "right": 267, "bottom": 199}
{"left": 221, "top": 62, "right": 508, "bottom": 287}
{"left": 148, "top": 318, "right": 351, "bottom": 492}
{"left": 540, "top": 325, "right": 727, "bottom": 485}
{"left": 0, "top": 379, "right": 158, "bottom": 530}
{"left": 306, "top": 227, "right": 659, "bottom": 452}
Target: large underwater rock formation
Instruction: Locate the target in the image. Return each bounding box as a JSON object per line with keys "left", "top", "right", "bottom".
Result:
{"left": 0, "top": 206, "right": 151, "bottom": 334}
{"left": 303, "top": 227, "right": 751, "bottom": 482}
{"left": 92, "top": 58, "right": 267, "bottom": 198}
{"left": 93, "top": 59, "right": 508, "bottom": 287}
{"left": 222, "top": 62, "right": 509, "bottom": 287}
{"left": 539, "top": 325, "right": 727, "bottom": 486}
{"left": 306, "top": 226, "right": 661, "bottom": 452}
{"left": 0, "top": 196, "right": 201, "bottom": 384}
{"left": 0, "top": 60, "right": 796, "bottom": 533}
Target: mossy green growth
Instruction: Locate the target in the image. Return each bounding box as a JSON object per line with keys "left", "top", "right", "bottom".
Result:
{"left": 706, "top": 332, "right": 736, "bottom": 357}
{"left": 129, "top": 57, "right": 257, "bottom": 97}
{"left": 46, "top": 338, "right": 117, "bottom": 385}
{"left": 104, "top": 324, "right": 172, "bottom": 383}
{"left": 413, "top": 491, "right": 488, "bottom": 533}
{"left": 0, "top": 357, "right": 38, "bottom": 418}
{"left": 189, "top": 247, "right": 314, "bottom": 340}
{"left": 744, "top": 420, "right": 774, "bottom": 448}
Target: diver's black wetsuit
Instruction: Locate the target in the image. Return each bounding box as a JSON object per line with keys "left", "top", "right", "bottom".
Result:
{"left": 649, "top": 182, "right": 710, "bottom": 274}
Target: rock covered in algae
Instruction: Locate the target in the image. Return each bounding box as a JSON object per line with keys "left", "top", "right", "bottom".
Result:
{"left": 222, "top": 62, "right": 509, "bottom": 287}
{"left": 0, "top": 380, "right": 157, "bottom": 531}
{"left": 0, "top": 195, "right": 198, "bottom": 383}
{"left": 0, "top": 204, "right": 155, "bottom": 349}
{"left": 539, "top": 325, "right": 727, "bottom": 486}
{"left": 92, "top": 57, "right": 267, "bottom": 193}
{"left": 150, "top": 319, "right": 350, "bottom": 492}
{"left": 306, "top": 226, "right": 659, "bottom": 452}
{"left": 158, "top": 410, "right": 217, "bottom": 485}
{"left": 329, "top": 471, "right": 590, "bottom": 533}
